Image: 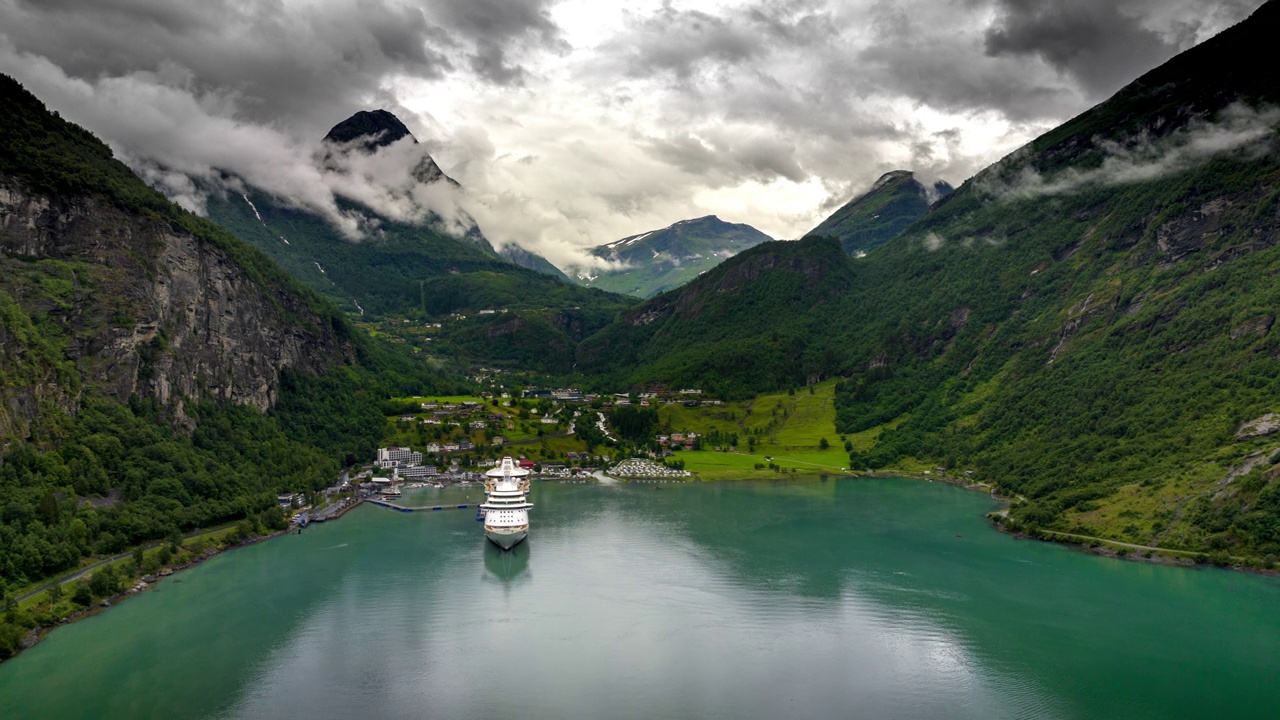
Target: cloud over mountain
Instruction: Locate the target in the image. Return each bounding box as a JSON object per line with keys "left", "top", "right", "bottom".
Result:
{"left": 0, "top": 0, "right": 1263, "bottom": 268}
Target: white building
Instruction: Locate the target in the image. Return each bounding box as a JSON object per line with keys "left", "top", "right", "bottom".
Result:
{"left": 378, "top": 446, "right": 422, "bottom": 467}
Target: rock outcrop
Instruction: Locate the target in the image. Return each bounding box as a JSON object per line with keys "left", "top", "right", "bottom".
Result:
{"left": 0, "top": 174, "right": 357, "bottom": 438}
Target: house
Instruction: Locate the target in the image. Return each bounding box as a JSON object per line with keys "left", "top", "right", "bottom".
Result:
{"left": 421, "top": 402, "right": 438, "bottom": 410}
{"left": 469, "top": 420, "right": 486, "bottom": 429}
{"left": 492, "top": 436, "right": 506, "bottom": 446}
{"left": 426, "top": 442, "right": 442, "bottom": 453}
{"left": 518, "top": 458, "right": 536, "bottom": 469}
{"left": 540, "top": 416, "right": 557, "bottom": 424}
{"left": 443, "top": 442, "right": 460, "bottom": 452}
{"left": 458, "top": 440, "right": 473, "bottom": 451}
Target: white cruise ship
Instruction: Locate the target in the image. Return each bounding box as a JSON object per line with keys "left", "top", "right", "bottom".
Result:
{"left": 479, "top": 457, "right": 533, "bottom": 550}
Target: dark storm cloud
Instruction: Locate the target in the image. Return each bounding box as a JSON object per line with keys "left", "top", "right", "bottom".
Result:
{"left": 0, "top": 0, "right": 563, "bottom": 129}
{"left": 984, "top": 0, "right": 1174, "bottom": 98}
{"left": 984, "top": 0, "right": 1265, "bottom": 99}
{"left": 470, "top": 42, "right": 528, "bottom": 86}
{"left": 854, "top": 0, "right": 1087, "bottom": 122}
{"left": 614, "top": 0, "right": 837, "bottom": 81}
{"left": 1, "top": 0, "right": 447, "bottom": 133}
{"left": 432, "top": 0, "right": 566, "bottom": 86}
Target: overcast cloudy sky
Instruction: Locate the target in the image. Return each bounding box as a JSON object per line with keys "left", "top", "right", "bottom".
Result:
{"left": 0, "top": 0, "right": 1264, "bottom": 267}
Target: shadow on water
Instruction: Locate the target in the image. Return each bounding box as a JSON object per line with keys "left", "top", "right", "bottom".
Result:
{"left": 482, "top": 537, "right": 531, "bottom": 584}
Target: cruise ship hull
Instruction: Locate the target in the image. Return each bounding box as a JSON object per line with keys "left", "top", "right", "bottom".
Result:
{"left": 485, "top": 525, "right": 528, "bottom": 550}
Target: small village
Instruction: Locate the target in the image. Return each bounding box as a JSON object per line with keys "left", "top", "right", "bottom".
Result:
{"left": 344, "top": 385, "right": 713, "bottom": 496}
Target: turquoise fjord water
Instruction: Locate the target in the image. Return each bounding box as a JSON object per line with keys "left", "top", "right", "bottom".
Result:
{"left": 2, "top": 477, "right": 1278, "bottom": 719}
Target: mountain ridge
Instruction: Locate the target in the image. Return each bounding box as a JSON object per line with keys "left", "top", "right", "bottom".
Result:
{"left": 806, "top": 170, "right": 952, "bottom": 255}
{"left": 572, "top": 214, "right": 774, "bottom": 298}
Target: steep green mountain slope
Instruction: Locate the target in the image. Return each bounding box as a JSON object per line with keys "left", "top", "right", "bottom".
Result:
{"left": 830, "top": 1, "right": 1280, "bottom": 560}
{"left": 0, "top": 75, "right": 455, "bottom": 642}
{"left": 571, "top": 215, "right": 774, "bottom": 298}
{"left": 578, "top": 2, "right": 1280, "bottom": 563}
{"left": 207, "top": 186, "right": 507, "bottom": 317}
{"left": 576, "top": 236, "right": 854, "bottom": 397}
{"left": 806, "top": 170, "right": 952, "bottom": 255}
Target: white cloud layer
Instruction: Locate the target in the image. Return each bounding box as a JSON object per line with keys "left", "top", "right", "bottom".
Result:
{"left": 0, "top": 0, "right": 1266, "bottom": 269}
{"left": 982, "top": 104, "right": 1280, "bottom": 199}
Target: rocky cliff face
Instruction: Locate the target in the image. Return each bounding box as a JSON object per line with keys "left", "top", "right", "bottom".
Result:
{"left": 0, "top": 174, "right": 356, "bottom": 438}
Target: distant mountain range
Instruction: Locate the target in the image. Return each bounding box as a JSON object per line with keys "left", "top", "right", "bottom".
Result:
{"left": 807, "top": 170, "right": 952, "bottom": 255}
{"left": 570, "top": 215, "right": 774, "bottom": 298}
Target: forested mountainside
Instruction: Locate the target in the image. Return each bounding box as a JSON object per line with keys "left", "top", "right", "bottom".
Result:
{"left": 575, "top": 235, "right": 853, "bottom": 397}
{"left": 0, "top": 75, "right": 452, "bottom": 632}
{"left": 577, "top": 2, "right": 1280, "bottom": 561}
{"left": 205, "top": 111, "right": 633, "bottom": 373}
{"left": 806, "top": 170, "right": 952, "bottom": 255}
{"left": 572, "top": 215, "right": 774, "bottom": 298}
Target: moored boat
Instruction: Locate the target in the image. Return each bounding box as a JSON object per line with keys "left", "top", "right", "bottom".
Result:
{"left": 479, "top": 457, "right": 533, "bottom": 550}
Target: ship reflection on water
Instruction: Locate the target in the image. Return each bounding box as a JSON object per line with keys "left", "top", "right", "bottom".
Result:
{"left": 483, "top": 539, "right": 531, "bottom": 583}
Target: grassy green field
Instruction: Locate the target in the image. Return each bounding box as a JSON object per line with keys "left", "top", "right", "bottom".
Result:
{"left": 393, "top": 395, "right": 487, "bottom": 405}
{"left": 658, "top": 381, "right": 851, "bottom": 479}
{"left": 656, "top": 381, "right": 947, "bottom": 480}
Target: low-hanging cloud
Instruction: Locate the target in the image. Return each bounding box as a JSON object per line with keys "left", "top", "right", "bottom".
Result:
{"left": 985, "top": 104, "right": 1280, "bottom": 199}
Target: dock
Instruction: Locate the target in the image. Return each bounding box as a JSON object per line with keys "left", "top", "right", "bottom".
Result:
{"left": 366, "top": 499, "right": 477, "bottom": 513}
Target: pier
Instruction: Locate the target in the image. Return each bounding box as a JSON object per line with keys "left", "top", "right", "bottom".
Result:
{"left": 366, "top": 499, "right": 477, "bottom": 513}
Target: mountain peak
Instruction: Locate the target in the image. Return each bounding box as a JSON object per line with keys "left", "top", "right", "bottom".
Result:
{"left": 577, "top": 216, "right": 774, "bottom": 298}
{"left": 807, "top": 170, "right": 951, "bottom": 255}
{"left": 871, "top": 170, "right": 914, "bottom": 189}
{"left": 322, "top": 109, "right": 416, "bottom": 152}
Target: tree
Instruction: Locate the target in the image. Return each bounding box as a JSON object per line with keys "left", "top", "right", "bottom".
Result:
{"left": 819, "top": 437, "right": 830, "bottom": 450}
{"left": 89, "top": 565, "right": 117, "bottom": 598}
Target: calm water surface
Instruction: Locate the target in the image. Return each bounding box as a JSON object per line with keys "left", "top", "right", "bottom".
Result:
{"left": 1, "top": 477, "right": 1278, "bottom": 719}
